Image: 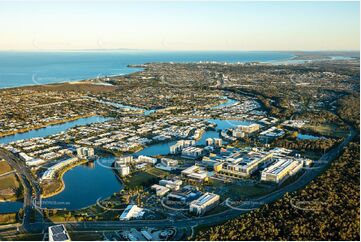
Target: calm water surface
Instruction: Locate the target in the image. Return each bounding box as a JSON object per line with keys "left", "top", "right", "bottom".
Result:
{"left": 0, "top": 116, "right": 110, "bottom": 144}
{"left": 0, "top": 51, "right": 293, "bottom": 88}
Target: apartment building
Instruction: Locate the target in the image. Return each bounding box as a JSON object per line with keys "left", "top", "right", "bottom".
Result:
{"left": 169, "top": 140, "right": 195, "bottom": 154}
{"left": 236, "top": 123, "right": 260, "bottom": 133}
{"left": 76, "top": 147, "right": 94, "bottom": 158}
{"left": 181, "top": 146, "right": 203, "bottom": 159}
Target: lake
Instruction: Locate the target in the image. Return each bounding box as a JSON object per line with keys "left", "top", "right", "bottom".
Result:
{"left": 297, "top": 133, "right": 322, "bottom": 140}
{"left": 0, "top": 116, "right": 110, "bottom": 144}
{"left": 42, "top": 156, "right": 122, "bottom": 210}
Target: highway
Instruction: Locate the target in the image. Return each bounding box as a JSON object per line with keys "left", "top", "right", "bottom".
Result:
{"left": 0, "top": 148, "right": 42, "bottom": 232}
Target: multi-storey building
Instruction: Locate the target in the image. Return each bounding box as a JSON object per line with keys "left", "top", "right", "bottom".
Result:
{"left": 261, "top": 158, "right": 303, "bottom": 183}
{"left": 189, "top": 192, "right": 220, "bottom": 215}
{"left": 236, "top": 123, "right": 260, "bottom": 133}
{"left": 213, "top": 150, "right": 273, "bottom": 178}
{"left": 181, "top": 146, "right": 203, "bottom": 159}
{"left": 76, "top": 147, "right": 94, "bottom": 158}
{"left": 169, "top": 140, "right": 195, "bottom": 154}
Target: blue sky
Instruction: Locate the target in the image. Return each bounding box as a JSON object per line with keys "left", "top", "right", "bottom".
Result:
{"left": 0, "top": 1, "right": 359, "bottom": 51}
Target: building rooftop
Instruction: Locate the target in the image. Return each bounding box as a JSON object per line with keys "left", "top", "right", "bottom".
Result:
{"left": 49, "top": 224, "right": 70, "bottom": 241}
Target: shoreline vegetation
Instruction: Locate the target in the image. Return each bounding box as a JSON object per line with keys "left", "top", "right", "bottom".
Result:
{"left": 41, "top": 159, "right": 87, "bottom": 199}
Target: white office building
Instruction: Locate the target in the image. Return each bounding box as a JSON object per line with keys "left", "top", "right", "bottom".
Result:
{"left": 159, "top": 179, "right": 182, "bottom": 190}
{"left": 19, "top": 152, "right": 46, "bottom": 167}
{"left": 151, "top": 184, "right": 170, "bottom": 197}
{"left": 119, "top": 205, "right": 144, "bottom": 220}
{"left": 181, "top": 165, "right": 208, "bottom": 181}
{"left": 160, "top": 158, "right": 178, "bottom": 169}
{"left": 261, "top": 158, "right": 303, "bottom": 183}
{"left": 189, "top": 192, "right": 220, "bottom": 215}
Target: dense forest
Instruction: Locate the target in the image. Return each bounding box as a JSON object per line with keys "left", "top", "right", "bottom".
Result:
{"left": 196, "top": 141, "right": 360, "bottom": 240}
{"left": 337, "top": 94, "right": 360, "bottom": 128}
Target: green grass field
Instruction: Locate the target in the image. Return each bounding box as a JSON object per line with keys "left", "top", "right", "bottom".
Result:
{"left": 209, "top": 178, "right": 275, "bottom": 200}
{"left": 124, "top": 171, "right": 160, "bottom": 189}
{"left": 145, "top": 167, "right": 169, "bottom": 178}
{"left": 304, "top": 124, "right": 349, "bottom": 138}
{"left": 0, "top": 175, "right": 19, "bottom": 191}
{"left": 0, "top": 213, "right": 17, "bottom": 225}
{"left": 0, "top": 160, "right": 13, "bottom": 175}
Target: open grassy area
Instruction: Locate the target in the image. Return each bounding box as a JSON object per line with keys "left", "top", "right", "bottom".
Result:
{"left": 0, "top": 160, "right": 13, "bottom": 175}
{"left": 0, "top": 175, "right": 19, "bottom": 191}
{"left": 1, "top": 233, "right": 43, "bottom": 241}
{"left": 41, "top": 180, "right": 62, "bottom": 198}
{"left": 304, "top": 124, "right": 349, "bottom": 138}
{"left": 0, "top": 173, "right": 21, "bottom": 201}
{"left": 0, "top": 213, "right": 17, "bottom": 225}
{"left": 69, "top": 231, "right": 104, "bottom": 241}
{"left": 208, "top": 178, "right": 275, "bottom": 200}
{"left": 124, "top": 171, "right": 159, "bottom": 189}
{"left": 145, "top": 167, "right": 169, "bottom": 178}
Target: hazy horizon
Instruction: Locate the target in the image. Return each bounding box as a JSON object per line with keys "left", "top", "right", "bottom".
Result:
{"left": 0, "top": 1, "right": 360, "bottom": 51}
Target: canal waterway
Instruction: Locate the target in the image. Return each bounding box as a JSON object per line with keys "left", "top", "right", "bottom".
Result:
{"left": 0, "top": 99, "right": 256, "bottom": 211}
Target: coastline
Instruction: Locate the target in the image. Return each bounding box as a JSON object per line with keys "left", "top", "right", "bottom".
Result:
{"left": 0, "top": 66, "right": 143, "bottom": 91}
{"left": 0, "top": 50, "right": 358, "bottom": 90}
{"left": 0, "top": 51, "right": 296, "bottom": 90}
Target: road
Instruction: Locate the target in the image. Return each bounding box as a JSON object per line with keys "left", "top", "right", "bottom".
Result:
{"left": 0, "top": 148, "right": 42, "bottom": 232}
{"left": 0, "top": 170, "right": 16, "bottom": 178}
{"left": 0, "top": 122, "right": 355, "bottom": 236}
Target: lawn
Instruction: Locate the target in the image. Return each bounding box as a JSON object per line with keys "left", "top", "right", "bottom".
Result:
{"left": 0, "top": 160, "right": 13, "bottom": 175}
{"left": 69, "top": 232, "right": 104, "bottom": 241}
{"left": 0, "top": 175, "right": 20, "bottom": 190}
{"left": 41, "top": 180, "right": 62, "bottom": 198}
{"left": 124, "top": 171, "right": 160, "bottom": 189}
{"left": 0, "top": 213, "right": 17, "bottom": 225}
{"left": 1, "top": 233, "right": 43, "bottom": 241}
{"left": 0, "top": 173, "right": 22, "bottom": 201}
{"left": 304, "top": 124, "right": 349, "bottom": 138}
{"left": 145, "top": 167, "right": 169, "bottom": 178}
{"left": 208, "top": 178, "right": 275, "bottom": 200}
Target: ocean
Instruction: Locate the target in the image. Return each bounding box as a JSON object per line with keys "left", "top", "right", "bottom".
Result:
{"left": 0, "top": 51, "right": 294, "bottom": 89}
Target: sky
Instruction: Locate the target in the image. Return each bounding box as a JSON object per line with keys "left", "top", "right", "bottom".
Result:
{"left": 0, "top": 0, "right": 359, "bottom": 51}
